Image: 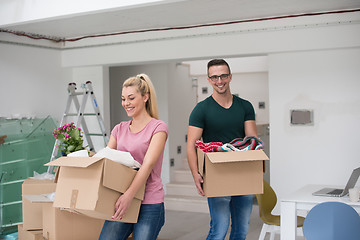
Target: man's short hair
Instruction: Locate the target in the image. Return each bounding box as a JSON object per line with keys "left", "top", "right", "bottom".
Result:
{"left": 207, "top": 59, "right": 231, "bottom": 75}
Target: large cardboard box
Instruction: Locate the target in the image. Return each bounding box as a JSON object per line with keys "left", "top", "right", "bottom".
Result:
{"left": 42, "top": 202, "right": 104, "bottom": 240}
{"left": 22, "top": 178, "right": 56, "bottom": 230}
{"left": 197, "top": 148, "right": 269, "bottom": 197}
{"left": 45, "top": 157, "right": 145, "bottom": 223}
{"left": 18, "top": 224, "right": 43, "bottom": 240}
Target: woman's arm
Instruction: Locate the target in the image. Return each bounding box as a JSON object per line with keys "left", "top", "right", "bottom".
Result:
{"left": 112, "top": 131, "right": 167, "bottom": 220}
{"left": 107, "top": 134, "right": 117, "bottom": 149}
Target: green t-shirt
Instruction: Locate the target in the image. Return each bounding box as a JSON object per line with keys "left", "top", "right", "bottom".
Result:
{"left": 189, "top": 95, "right": 255, "bottom": 143}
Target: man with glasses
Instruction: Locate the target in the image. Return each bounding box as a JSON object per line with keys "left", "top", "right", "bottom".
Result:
{"left": 187, "top": 59, "right": 258, "bottom": 240}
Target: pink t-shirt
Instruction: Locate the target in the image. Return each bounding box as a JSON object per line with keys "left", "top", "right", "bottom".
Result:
{"left": 111, "top": 118, "right": 168, "bottom": 204}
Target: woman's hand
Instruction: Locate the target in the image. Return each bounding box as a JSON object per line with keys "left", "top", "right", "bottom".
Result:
{"left": 112, "top": 192, "right": 134, "bottom": 220}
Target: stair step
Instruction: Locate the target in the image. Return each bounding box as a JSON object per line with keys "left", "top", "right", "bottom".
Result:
{"left": 166, "top": 182, "right": 199, "bottom": 197}
{"left": 173, "top": 169, "right": 193, "bottom": 183}
{"left": 164, "top": 195, "right": 208, "bottom": 213}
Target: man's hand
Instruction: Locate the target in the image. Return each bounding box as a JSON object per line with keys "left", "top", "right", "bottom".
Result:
{"left": 193, "top": 172, "right": 205, "bottom": 196}
{"left": 187, "top": 126, "right": 205, "bottom": 196}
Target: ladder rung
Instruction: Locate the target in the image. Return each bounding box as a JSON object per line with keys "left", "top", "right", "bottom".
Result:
{"left": 64, "top": 113, "right": 97, "bottom": 116}
{"left": 64, "top": 113, "right": 78, "bottom": 116}
{"left": 70, "top": 92, "right": 85, "bottom": 96}
{"left": 88, "top": 133, "right": 106, "bottom": 136}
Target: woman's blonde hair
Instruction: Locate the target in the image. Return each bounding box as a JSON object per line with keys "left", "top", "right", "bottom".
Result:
{"left": 123, "top": 73, "right": 159, "bottom": 119}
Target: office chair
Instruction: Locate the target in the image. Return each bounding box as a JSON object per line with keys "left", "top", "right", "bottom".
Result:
{"left": 303, "top": 201, "right": 360, "bottom": 240}
{"left": 255, "top": 180, "right": 305, "bottom": 240}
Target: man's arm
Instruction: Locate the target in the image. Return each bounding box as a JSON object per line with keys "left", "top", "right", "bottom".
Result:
{"left": 186, "top": 126, "right": 205, "bottom": 196}
{"left": 245, "top": 119, "right": 267, "bottom": 172}
{"left": 244, "top": 120, "right": 258, "bottom": 137}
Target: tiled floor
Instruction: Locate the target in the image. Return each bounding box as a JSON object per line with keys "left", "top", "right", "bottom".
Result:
{"left": 158, "top": 204, "right": 305, "bottom": 240}
{"left": 0, "top": 206, "right": 261, "bottom": 240}
{"left": 1, "top": 204, "right": 304, "bottom": 240}
{"left": 158, "top": 204, "right": 264, "bottom": 240}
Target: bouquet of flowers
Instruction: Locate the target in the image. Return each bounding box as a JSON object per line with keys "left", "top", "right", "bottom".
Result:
{"left": 53, "top": 122, "right": 85, "bottom": 155}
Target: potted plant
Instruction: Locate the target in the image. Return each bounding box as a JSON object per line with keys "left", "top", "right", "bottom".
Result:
{"left": 52, "top": 122, "right": 85, "bottom": 155}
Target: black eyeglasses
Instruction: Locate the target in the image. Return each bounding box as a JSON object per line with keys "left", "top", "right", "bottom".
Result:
{"left": 208, "top": 74, "right": 230, "bottom": 82}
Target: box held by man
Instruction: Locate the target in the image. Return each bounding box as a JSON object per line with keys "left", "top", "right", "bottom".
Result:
{"left": 197, "top": 148, "right": 269, "bottom": 197}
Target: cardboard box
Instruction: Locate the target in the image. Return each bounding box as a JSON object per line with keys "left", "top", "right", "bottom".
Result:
{"left": 45, "top": 157, "right": 145, "bottom": 223}
{"left": 18, "top": 224, "right": 43, "bottom": 240}
{"left": 42, "top": 202, "right": 104, "bottom": 240}
{"left": 22, "top": 178, "right": 56, "bottom": 230}
{"left": 197, "top": 148, "right": 269, "bottom": 197}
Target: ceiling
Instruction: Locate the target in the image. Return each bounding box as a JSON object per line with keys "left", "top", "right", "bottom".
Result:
{"left": 2, "top": 0, "right": 360, "bottom": 42}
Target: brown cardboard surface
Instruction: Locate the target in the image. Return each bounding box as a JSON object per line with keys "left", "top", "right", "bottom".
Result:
{"left": 18, "top": 225, "right": 43, "bottom": 240}
{"left": 53, "top": 160, "right": 103, "bottom": 210}
{"left": 197, "top": 148, "right": 269, "bottom": 197}
{"left": 23, "top": 194, "right": 53, "bottom": 203}
{"left": 22, "top": 178, "right": 56, "bottom": 230}
{"left": 42, "top": 203, "right": 104, "bottom": 240}
{"left": 45, "top": 156, "right": 103, "bottom": 168}
{"left": 103, "top": 158, "right": 145, "bottom": 200}
{"left": 206, "top": 150, "right": 269, "bottom": 163}
{"left": 73, "top": 195, "right": 142, "bottom": 222}
{"left": 197, "top": 147, "right": 205, "bottom": 176}
{"left": 46, "top": 157, "right": 145, "bottom": 223}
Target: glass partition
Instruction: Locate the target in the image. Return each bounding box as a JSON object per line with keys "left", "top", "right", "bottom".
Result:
{"left": 0, "top": 116, "right": 56, "bottom": 235}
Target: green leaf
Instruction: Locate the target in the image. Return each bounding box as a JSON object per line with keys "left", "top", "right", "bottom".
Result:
{"left": 71, "top": 129, "right": 80, "bottom": 140}
{"left": 67, "top": 145, "right": 75, "bottom": 152}
{"left": 57, "top": 133, "right": 65, "bottom": 140}
{"left": 75, "top": 145, "right": 84, "bottom": 151}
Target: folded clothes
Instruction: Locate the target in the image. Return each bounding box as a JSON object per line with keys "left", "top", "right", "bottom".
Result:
{"left": 226, "top": 136, "right": 263, "bottom": 151}
{"left": 196, "top": 136, "right": 263, "bottom": 153}
{"left": 195, "top": 140, "right": 223, "bottom": 152}
{"left": 216, "top": 143, "right": 240, "bottom": 152}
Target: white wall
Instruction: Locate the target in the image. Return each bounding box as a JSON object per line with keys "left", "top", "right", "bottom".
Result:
{"left": 184, "top": 56, "right": 268, "bottom": 75}
{"left": 61, "top": 13, "right": 360, "bottom": 67}
{"left": 0, "top": 43, "right": 64, "bottom": 120}
{"left": 0, "top": 43, "right": 109, "bottom": 153}
{"left": 166, "top": 63, "right": 197, "bottom": 176}
{"left": 269, "top": 48, "right": 360, "bottom": 212}
{"left": 233, "top": 72, "right": 269, "bottom": 125}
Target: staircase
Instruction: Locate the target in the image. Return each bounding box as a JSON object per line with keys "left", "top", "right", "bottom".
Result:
{"left": 164, "top": 158, "right": 208, "bottom": 213}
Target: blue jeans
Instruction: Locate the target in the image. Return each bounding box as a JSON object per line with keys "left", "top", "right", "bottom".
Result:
{"left": 207, "top": 195, "right": 253, "bottom": 240}
{"left": 98, "top": 203, "right": 165, "bottom": 240}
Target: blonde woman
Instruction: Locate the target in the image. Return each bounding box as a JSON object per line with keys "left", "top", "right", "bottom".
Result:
{"left": 99, "top": 74, "right": 168, "bottom": 240}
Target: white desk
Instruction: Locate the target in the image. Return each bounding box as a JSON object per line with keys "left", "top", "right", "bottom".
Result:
{"left": 280, "top": 184, "right": 360, "bottom": 240}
